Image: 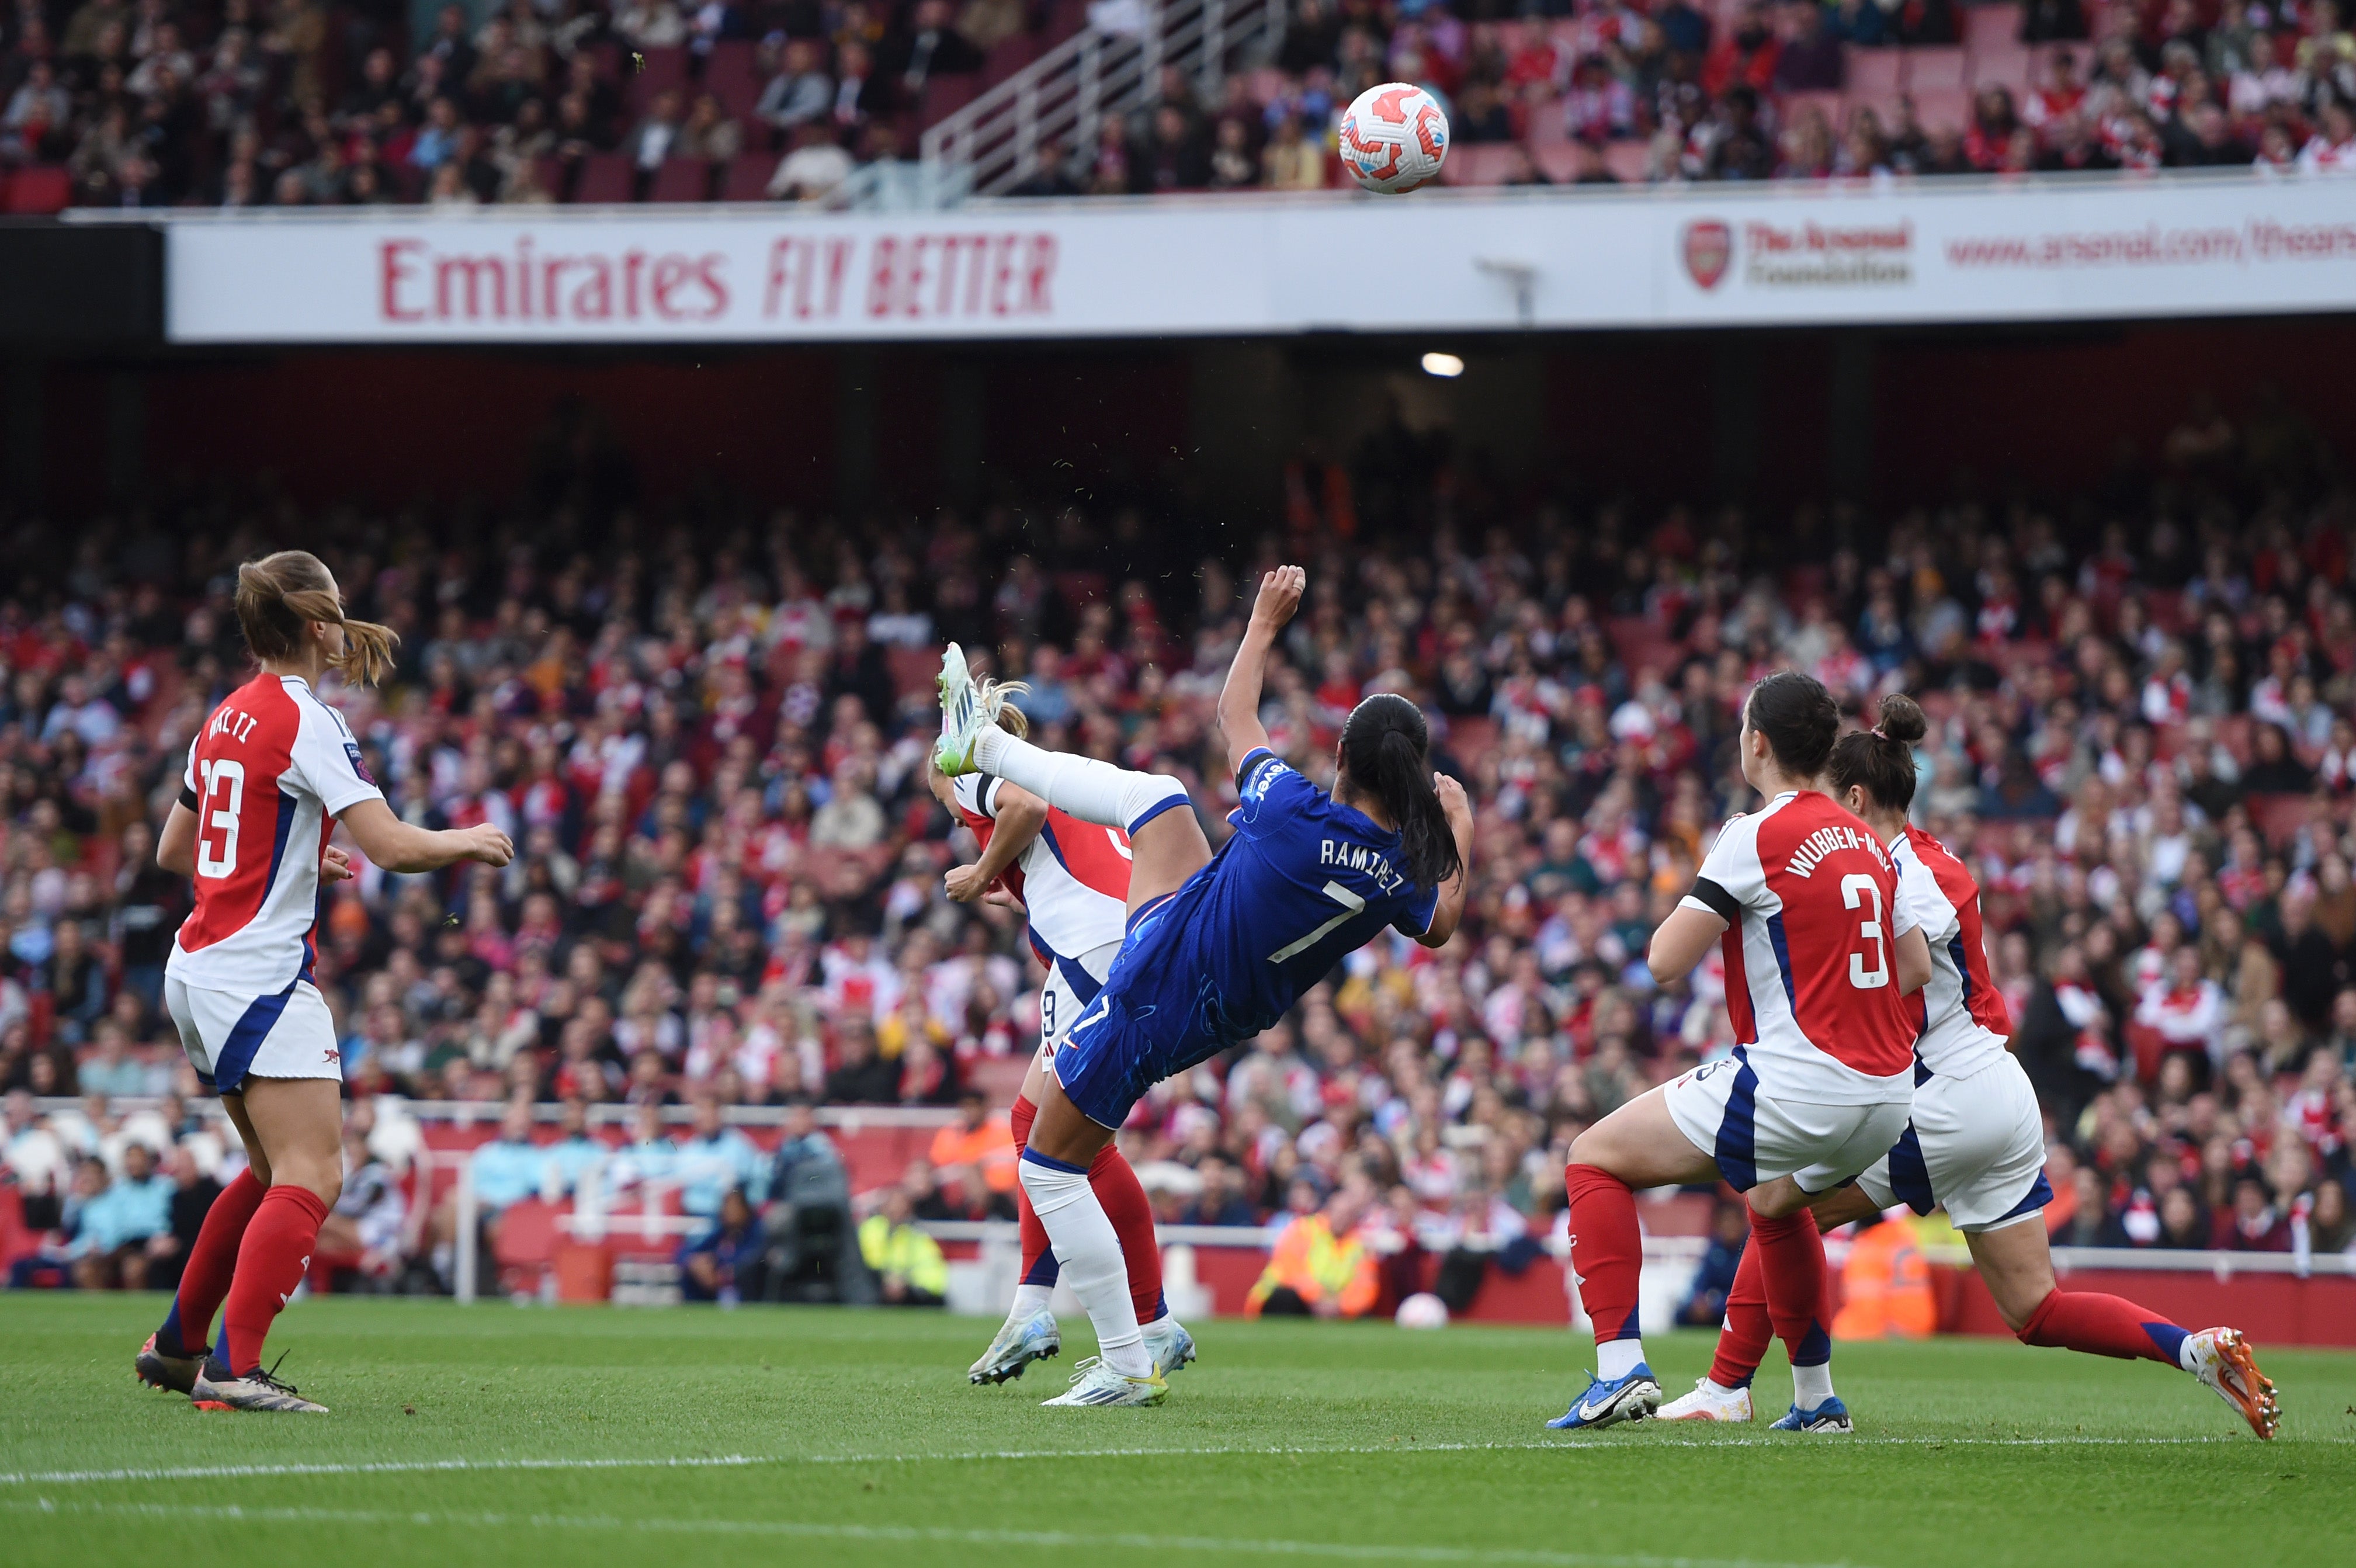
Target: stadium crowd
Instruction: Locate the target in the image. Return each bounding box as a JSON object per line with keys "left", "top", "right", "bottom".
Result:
{"left": 4, "top": 0, "right": 2354, "bottom": 213}
{"left": 2, "top": 384, "right": 2354, "bottom": 1303}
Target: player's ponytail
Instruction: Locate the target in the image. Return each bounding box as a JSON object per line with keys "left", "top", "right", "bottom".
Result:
{"left": 1339, "top": 693, "right": 1462, "bottom": 891}
{"left": 979, "top": 677, "right": 1033, "bottom": 739}
{"left": 234, "top": 549, "right": 400, "bottom": 687}
{"left": 1828, "top": 692, "right": 1927, "bottom": 816}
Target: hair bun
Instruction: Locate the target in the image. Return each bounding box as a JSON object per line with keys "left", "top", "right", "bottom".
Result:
{"left": 1876, "top": 692, "right": 1928, "bottom": 747}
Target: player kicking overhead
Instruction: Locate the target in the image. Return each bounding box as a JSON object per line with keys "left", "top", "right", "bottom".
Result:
{"left": 1553, "top": 670, "right": 1932, "bottom": 1434}
{"left": 922, "top": 704, "right": 1195, "bottom": 1387}
{"left": 935, "top": 565, "right": 1472, "bottom": 1407}
{"left": 134, "top": 551, "right": 512, "bottom": 1414}
{"left": 1659, "top": 695, "right": 2279, "bottom": 1439}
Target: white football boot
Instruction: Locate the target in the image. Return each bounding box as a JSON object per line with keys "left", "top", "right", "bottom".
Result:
{"left": 1040, "top": 1356, "right": 1168, "bottom": 1408}
{"left": 1143, "top": 1316, "right": 1197, "bottom": 1378}
{"left": 2182, "top": 1327, "right": 2279, "bottom": 1439}
{"left": 1657, "top": 1378, "right": 1754, "bottom": 1423}
{"left": 969, "top": 1307, "right": 1061, "bottom": 1385}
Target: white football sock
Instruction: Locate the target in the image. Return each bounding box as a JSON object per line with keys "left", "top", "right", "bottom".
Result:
{"left": 1793, "top": 1361, "right": 1835, "bottom": 1407}
{"left": 1702, "top": 1377, "right": 1745, "bottom": 1396}
{"left": 1597, "top": 1338, "right": 1647, "bottom": 1382}
{"left": 1009, "top": 1282, "right": 1054, "bottom": 1320}
{"left": 1019, "top": 1153, "right": 1150, "bottom": 1378}
{"left": 973, "top": 729, "right": 1189, "bottom": 835}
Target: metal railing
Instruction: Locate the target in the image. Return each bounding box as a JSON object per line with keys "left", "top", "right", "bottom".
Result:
{"left": 903, "top": 0, "right": 1288, "bottom": 203}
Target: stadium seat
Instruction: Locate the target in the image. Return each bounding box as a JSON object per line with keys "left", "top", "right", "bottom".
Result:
{"left": 1908, "top": 86, "right": 1972, "bottom": 133}
{"left": 981, "top": 33, "right": 1042, "bottom": 89}
{"left": 626, "top": 46, "right": 689, "bottom": 119}
{"left": 720, "top": 151, "right": 775, "bottom": 201}
{"left": 1246, "top": 67, "right": 1288, "bottom": 106}
{"left": 573, "top": 152, "right": 637, "bottom": 204}
{"left": 703, "top": 40, "right": 764, "bottom": 123}
{"left": 1778, "top": 90, "right": 1845, "bottom": 131}
{"left": 649, "top": 157, "right": 714, "bottom": 203}
{"left": 1906, "top": 47, "right": 1969, "bottom": 92}
{"left": 1844, "top": 45, "right": 1905, "bottom": 100}
{"left": 532, "top": 154, "right": 567, "bottom": 203}
{"left": 1443, "top": 144, "right": 1524, "bottom": 186}
{"left": 493, "top": 1197, "right": 564, "bottom": 1298}
{"left": 1531, "top": 143, "right": 1585, "bottom": 183}
{"left": 1968, "top": 43, "right": 2033, "bottom": 89}
{"left": 2246, "top": 793, "right": 2313, "bottom": 851}
{"left": 2, "top": 165, "right": 70, "bottom": 215}
{"left": 918, "top": 73, "right": 980, "bottom": 131}
{"left": 1962, "top": 4, "right": 2027, "bottom": 55}
{"left": 1602, "top": 140, "right": 1651, "bottom": 182}
{"left": 1528, "top": 103, "right": 1570, "bottom": 147}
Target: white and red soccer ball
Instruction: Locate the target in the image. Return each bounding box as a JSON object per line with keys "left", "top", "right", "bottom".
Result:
{"left": 1339, "top": 82, "right": 1448, "bottom": 194}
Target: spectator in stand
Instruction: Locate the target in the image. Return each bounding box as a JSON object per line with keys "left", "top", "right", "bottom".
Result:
{"left": 1248, "top": 1182, "right": 1380, "bottom": 1318}
{"left": 67, "top": 1140, "right": 172, "bottom": 1289}
{"left": 679, "top": 1186, "right": 767, "bottom": 1301}
{"left": 756, "top": 38, "right": 834, "bottom": 140}
{"left": 859, "top": 1184, "right": 948, "bottom": 1304}
{"left": 672, "top": 1094, "right": 768, "bottom": 1216}
{"left": 767, "top": 121, "right": 853, "bottom": 200}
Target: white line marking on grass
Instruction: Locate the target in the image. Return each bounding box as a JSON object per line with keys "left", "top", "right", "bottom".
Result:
{"left": 0, "top": 1498, "right": 1859, "bottom": 1568}
{"left": 0, "top": 1433, "right": 2295, "bottom": 1489}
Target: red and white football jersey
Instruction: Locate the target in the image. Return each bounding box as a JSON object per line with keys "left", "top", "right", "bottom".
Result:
{"left": 1686, "top": 790, "right": 1914, "bottom": 1102}
{"left": 952, "top": 773, "right": 1130, "bottom": 970}
{"left": 1892, "top": 827, "right": 2013, "bottom": 1078}
{"left": 168, "top": 673, "right": 384, "bottom": 993}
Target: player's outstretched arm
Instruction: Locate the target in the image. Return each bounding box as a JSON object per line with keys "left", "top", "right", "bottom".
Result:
{"left": 1417, "top": 773, "right": 1476, "bottom": 949}
{"left": 1216, "top": 564, "right": 1304, "bottom": 776}
{"left": 338, "top": 798, "right": 514, "bottom": 874}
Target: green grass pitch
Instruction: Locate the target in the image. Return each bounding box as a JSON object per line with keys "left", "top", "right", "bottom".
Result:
{"left": 2, "top": 1294, "right": 2350, "bottom": 1568}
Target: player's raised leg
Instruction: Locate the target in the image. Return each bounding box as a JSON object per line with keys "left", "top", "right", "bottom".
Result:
{"left": 936, "top": 644, "right": 1209, "bottom": 915}
{"left": 189, "top": 1076, "right": 342, "bottom": 1414}
{"left": 1970, "top": 1216, "right": 2279, "bottom": 1439}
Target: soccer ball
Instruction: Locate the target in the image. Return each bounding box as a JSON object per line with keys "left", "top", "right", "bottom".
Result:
{"left": 1339, "top": 82, "right": 1448, "bottom": 194}
{"left": 1395, "top": 1292, "right": 1450, "bottom": 1330}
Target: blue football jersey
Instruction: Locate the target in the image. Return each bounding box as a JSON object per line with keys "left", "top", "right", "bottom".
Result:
{"left": 1093, "top": 748, "right": 1441, "bottom": 1066}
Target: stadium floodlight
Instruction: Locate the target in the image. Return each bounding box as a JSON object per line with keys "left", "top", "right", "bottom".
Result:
{"left": 1421, "top": 352, "right": 1465, "bottom": 379}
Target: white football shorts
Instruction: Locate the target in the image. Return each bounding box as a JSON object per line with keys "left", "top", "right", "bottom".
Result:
{"left": 1036, "top": 938, "right": 1123, "bottom": 1074}
{"left": 165, "top": 974, "right": 344, "bottom": 1094}
{"left": 1854, "top": 1052, "right": 2051, "bottom": 1233}
{"left": 1664, "top": 1050, "right": 1913, "bottom": 1195}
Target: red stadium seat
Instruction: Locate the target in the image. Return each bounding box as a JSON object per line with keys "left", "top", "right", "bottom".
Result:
{"left": 1844, "top": 45, "right": 1905, "bottom": 100}
{"left": 1442, "top": 143, "right": 1524, "bottom": 186}
{"left": 918, "top": 72, "right": 980, "bottom": 131}
{"left": 648, "top": 157, "right": 713, "bottom": 203}
{"left": 2246, "top": 793, "right": 2313, "bottom": 851}
{"left": 1530, "top": 142, "right": 1586, "bottom": 184}
{"left": 573, "top": 152, "right": 637, "bottom": 204}
{"left": 1907, "top": 86, "right": 1973, "bottom": 133}
{"left": 1906, "top": 47, "right": 1969, "bottom": 92}
{"left": 704, "top": 40, "right": 764, "bottom": 123}
{"left": 1778, "top": 90, "right": 1845, "bottom": 132}
{"left": 1602, "top": 140, "right": 1651, "bottom": 183}
{"left": 626, "top": 46, "right": 689, "bottom": 119}
{"left": 720, "top": 151, "right": 776, "bottom": 201}
{"left": 3, "top": 165, "right": 71, "bottom": 215}
{"left": 981, "top": 33, "right": 1042, "bottom": 89}
{"left": 493, "top": 1196, "right": 564, "bottom": 1296}
{"left": 1963, "top": 4, "right": 2027, "bottom": 55}
{"left": 1969, "top": 44, "right": 2033, "bottom": 90}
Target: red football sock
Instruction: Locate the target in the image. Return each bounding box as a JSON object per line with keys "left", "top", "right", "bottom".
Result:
{"left": 158, "top": 1168, "right": 266, "bottom": 1359}
{"left": 2018, "top": 1289, "right": 2189, "bottom": 1365}
{"left": 1088, "top": 1140, "right": 1165, "bottom": 1324}
{"left": 1007, "top": 1091, "right": 1164, "bottom": 1319}
{"left": 1564, "top": 1163, "right": 1643, "bottom": 1347}
{"left": 1708, "top": 1234, "right": 1773, "bottom": 1389}
{"left": 220, "top": 1185, "right": 330, "bottom": 1376}
{"left": 1749, "top": 1208, "right": 1831, "bottom": 1368}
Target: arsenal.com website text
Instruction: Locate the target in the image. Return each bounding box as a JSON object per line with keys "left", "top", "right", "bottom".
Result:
{"left": 1944, "top": 217, "right": 2356, "bottom": 269}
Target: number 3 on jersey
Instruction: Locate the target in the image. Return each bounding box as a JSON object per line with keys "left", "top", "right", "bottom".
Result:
{"left": 196, "top": 757, "right": 245, "bottom": 879}
{"left": 1841, "top": 871, "right": 1887, "bottom": 989}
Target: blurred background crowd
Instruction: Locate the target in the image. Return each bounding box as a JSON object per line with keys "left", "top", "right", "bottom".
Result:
{"left": 2, "top": 0, "right": 2351, "bottom": 214}
{"left": 2, "top": 379, "right": 2353, "bottom": 1304}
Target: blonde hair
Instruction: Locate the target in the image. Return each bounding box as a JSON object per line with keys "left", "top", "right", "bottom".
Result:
{"left": 234, "top": 550, "right": 400, "bottom": 687}
{"left": 981, "top": 678, "right": 1032, "bottom": 738}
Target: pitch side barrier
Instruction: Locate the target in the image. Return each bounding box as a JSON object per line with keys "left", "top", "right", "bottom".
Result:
{"left": 60, "top": 168, "right": 2356, "bottom": 346}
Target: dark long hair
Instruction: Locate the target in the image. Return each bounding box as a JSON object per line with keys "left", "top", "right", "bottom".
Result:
{"left": 1827, "top": 692, "right": 1928, "bottom": 814}
{"left": 1338, "top": 693, "right": 1461, "bottom": 890}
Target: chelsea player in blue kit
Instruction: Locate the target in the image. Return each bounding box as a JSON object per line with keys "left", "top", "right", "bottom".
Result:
{"left": 935, "top": 565, "right": 1474, "bottom": 1407}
